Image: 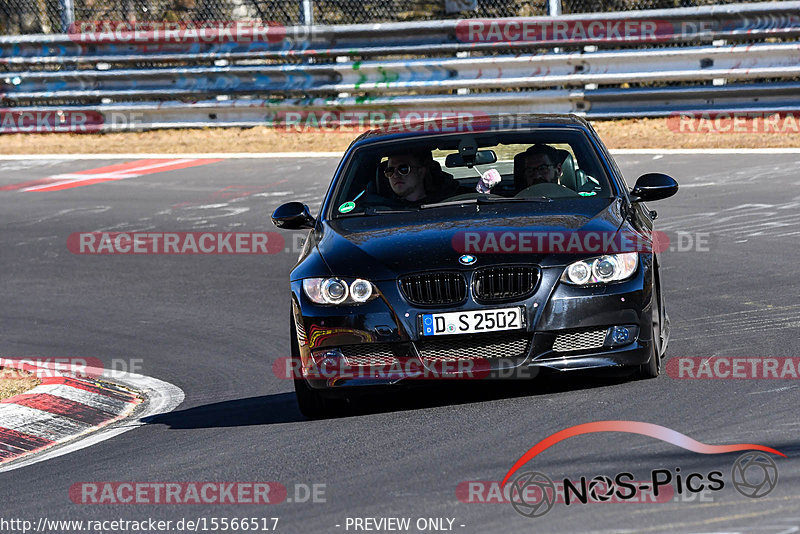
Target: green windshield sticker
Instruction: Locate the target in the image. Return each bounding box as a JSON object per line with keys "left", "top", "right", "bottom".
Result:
{"left": 578, "top": 191, "right": 597, "bottom": 197}
{"left": 339, "top": 201, "right": 356, "bottom": 213}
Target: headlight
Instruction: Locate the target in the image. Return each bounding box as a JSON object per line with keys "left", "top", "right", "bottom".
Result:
{"left": 561, "top": 253, "right": 638, "bottom": 285}
{"left": 349, "top": 279, "right": 373, "bottom": 302}
{"left": 321, "top": 278, "right": 348, "bottom": 304}
{"left": 303, "top": 278, "right": 378, "bottom": 305}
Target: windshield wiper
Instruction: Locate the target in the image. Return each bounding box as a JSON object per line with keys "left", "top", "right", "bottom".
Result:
{"left": 419, "top": 198, "right": 479, "bottom": 209}
{"left": 364, "top": 206, "right": 420, "bottom": 214}
{"left": 419, "top": 196, "right": 553, "bottom": 209}
{"left": 478, "top": 196, "right": 552, "bottom": 203}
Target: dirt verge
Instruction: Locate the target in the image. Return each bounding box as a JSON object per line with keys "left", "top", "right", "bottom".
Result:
{"left": 0, "top": 367, "right": 40, "bottom": 400}
{"left": 0, "top": 118, "right": 797, "bottom": 154}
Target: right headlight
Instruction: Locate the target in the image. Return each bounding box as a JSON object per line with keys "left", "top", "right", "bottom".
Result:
{"left": 302, "top": 277, "right": 378, "bottom": 305}
{"left": 560, "top": 253, "right": 638, "bottom": 285}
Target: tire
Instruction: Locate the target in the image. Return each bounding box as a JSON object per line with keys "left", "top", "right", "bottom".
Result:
{"left": 635, "top": 285, "right": 662, "bottom": 380}
{"left": 635, "top": 332, "right": 660, "bottom": 379}
{"left": 290, "top": 313, "right": 340, "bottom": 419}
{"left": 293, "top": 375, "right": 330, "bottom": 419}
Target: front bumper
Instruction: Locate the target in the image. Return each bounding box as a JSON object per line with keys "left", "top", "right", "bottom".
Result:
{"left": 290, "top": 256, "right": 656, "bottom": 390}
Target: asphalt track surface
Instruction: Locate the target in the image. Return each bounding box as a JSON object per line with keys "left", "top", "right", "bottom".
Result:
{"left": 2, "top": 153, "right": 800, "bottom": 533}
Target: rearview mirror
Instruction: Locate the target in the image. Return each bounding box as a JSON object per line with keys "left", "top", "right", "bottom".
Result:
{"left": 630, "top": 173, "right": 678, "bottom": 202}
{"left": 272, "top": 202, "right": 315, "bottom": 230}
{"left": 445, "top": 150, "right": 497, "bottom": 168}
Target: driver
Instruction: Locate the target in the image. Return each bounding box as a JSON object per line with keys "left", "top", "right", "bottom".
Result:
{"left": 522, "top": 144, "right": 563, "bottom": 187}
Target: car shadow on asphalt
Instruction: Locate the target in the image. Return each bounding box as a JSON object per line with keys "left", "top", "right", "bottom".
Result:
{"left": 142, "top": 372, "right": 635, "bottom": 428}
{"left": 338, "top": 372, "right": 634, "bottom": 418}
{"left": 142, "top": 392, "right": 306, "bottom": 428}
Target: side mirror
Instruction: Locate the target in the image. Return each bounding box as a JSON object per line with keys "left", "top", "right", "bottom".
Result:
{"left": 630, "top": 173, "right": 678, "bottom": 202}
{"left": 272, "top": 202, "right": 315, "bottom": 230}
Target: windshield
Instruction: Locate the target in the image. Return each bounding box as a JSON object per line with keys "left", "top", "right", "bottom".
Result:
{"left": 327, "top": 129, "right": 614, "bottom": 219}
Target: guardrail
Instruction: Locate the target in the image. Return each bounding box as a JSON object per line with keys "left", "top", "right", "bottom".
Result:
{"left": 3, "top": 42, "right": 799, "bottom": 103}
{"left": 4, "top": 82, "right": 799, "bottom": 133}
{"left": 0, "top": 1, "right": 799, "bottom": 131}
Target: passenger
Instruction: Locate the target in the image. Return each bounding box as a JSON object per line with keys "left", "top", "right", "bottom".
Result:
{"left": 379, "top": 150, "right": 462, "bottom": 206}
{"left": 384, "top": 151, "right": 430, "bottom": 202}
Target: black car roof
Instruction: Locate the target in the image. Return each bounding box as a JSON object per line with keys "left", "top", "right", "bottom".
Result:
{"left": 348, "top": 113, "right": 593, "bottom": 147}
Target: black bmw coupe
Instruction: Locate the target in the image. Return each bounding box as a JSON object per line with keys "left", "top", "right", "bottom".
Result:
{"left": 272, "top": 114, "right": 678, "bottom": 418}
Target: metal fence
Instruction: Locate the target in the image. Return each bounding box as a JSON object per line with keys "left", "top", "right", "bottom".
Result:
{"left": 2, "top": 0, "right": 795, "bottom": 34}
{"left": 5, "top": 42, "right": 799, "bottom": 103}
{"left": 0, "top": 1, "right": 799, "bottom": 131}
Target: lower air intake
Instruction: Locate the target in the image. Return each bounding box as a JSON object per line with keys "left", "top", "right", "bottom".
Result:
{"left": 417, "top": 334, "right": 530, "bottom": 363}
{"left": 341, "top": 344, "right": 396, "bottom": 366}
{"left": 552, "top": 330, "right": 607, "bottom": 353}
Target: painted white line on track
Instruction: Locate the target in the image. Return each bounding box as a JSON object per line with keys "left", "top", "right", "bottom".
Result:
{"left": 0, "top": 370, "right": 184, "bottom": 473}
{"left": 20, "top": 179, "right": 95, "bottom": 192}
{"left": 19, "top": 164, "right": 195, "bottom": 191}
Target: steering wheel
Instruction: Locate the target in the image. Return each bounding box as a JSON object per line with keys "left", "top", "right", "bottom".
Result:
{"left": 515, "top": 183, "right": 579, "bottom": 199}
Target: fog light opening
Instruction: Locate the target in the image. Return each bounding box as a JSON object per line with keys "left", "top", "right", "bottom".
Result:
{"left": 606, "top": 325, "right": 638, "bottom": 348}
{"left": 309, "top": 348, "right": 345, "bottom": 378}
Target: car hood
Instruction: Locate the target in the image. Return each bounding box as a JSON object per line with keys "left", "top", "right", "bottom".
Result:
{"left": 315, "top": 197, "right": 628, "bottom": 280}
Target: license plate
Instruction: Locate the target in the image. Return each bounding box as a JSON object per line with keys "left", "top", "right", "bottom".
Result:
{"left": 420, "top": 307, "right": 526, "bottom": 336}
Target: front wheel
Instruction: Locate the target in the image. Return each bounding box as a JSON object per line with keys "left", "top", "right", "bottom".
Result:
{"left": 294, "top": 376, "right": 331, "bottom": 419}
{"left": 634, "top": 290, "right": 662, "bottom": 380}
{"left": 634, "top": 334, "right": 660, "bottom": 379}
{"left": 290, "top": 314, "right": 341, "bottom": 419}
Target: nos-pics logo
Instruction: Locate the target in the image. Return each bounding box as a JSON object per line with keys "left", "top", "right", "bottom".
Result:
{"left": 503, "top": 421, "right": 782, "bottom": 518}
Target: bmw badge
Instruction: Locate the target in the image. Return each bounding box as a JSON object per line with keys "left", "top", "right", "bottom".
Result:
{"left": 459, "top": 254, "right": 477, "bottom": 266}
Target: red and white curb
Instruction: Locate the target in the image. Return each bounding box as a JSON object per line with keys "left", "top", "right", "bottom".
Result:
{"left": 0, "top": 358, "right": 184, "bottom": 472}
{"left": 0, "top": 158, "right": 222, "bottom": 192}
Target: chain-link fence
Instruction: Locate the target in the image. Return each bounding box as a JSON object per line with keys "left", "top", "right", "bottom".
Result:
{"left": 308, "top": 0, "right": 546, "bottom": 24}
{"left": 71, "top": 0, "right": 547, "bottom": 26}
{"left": 563, "top": 0, "right": 777, "bottom": 12}
{"left": 0, "top": 0, "right": 794, "bottom": 34}
{"left": 0, "top": 0, "right": 60, "bottom": 33}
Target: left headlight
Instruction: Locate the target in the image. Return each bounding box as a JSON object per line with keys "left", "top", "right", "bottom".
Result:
{"left": 302, "top": 278, "right": 379, "bottom": 305}
{"left": 560, "top": 252, "right": 638, "bottom": 285}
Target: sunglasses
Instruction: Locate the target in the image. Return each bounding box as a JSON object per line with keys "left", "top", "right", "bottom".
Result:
{"left": 384, "top": 164, "right": 421, "bottom": 178}
{"left": 524, "top": 163, "right": 554, "bottom": 175}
